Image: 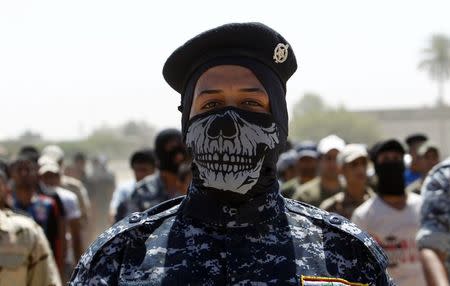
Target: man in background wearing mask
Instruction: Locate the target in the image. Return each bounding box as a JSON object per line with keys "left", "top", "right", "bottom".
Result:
{"left": 70, "top": 22, "right": 392, "bottom": 285}
{"left": 114, "top": 129, "right": 187, "bottom": 222}
{"left": 352, "top": 139, "right": 425, "bottom": 286}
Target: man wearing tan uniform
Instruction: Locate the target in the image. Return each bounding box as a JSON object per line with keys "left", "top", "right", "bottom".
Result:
{"left": 320, "top": 144, "right": 373, "bottom": 219}
{"left": 292, "top": 135, "right": 346, "bottom": 207}
{"left": 0, "top": 169, "right": 61, "bottom": 286}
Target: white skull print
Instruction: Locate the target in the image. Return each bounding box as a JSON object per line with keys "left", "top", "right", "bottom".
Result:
{"left": 186, "top": 109, "right": 279, "bottom": 194}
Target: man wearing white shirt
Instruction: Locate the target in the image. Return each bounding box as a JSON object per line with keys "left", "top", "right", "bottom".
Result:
{"left": 352, "top": 139, "right": 425, "bottom": 286}
{"left": 39, "top": 161, "right": 82, "bottom": 283}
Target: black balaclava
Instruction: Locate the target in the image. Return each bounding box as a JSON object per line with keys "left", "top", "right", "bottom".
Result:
{"left": 375, "top": 161, "right": 405, "bottom": 196}
{"left": 372, "top": 140, "right": 406, "bottom": 196}
{"left": 180, "top": 57, "right": 288, "bottom": 202}
{"left": 154, "top": 129, "right": 186, "bottom": 174}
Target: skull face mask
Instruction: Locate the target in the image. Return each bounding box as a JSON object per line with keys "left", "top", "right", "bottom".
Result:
{"left": 186, "top": 107, "right": 280, "bottom": 194}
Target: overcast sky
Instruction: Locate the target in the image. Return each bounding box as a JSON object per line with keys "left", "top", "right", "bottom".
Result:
{"left": 1, "top": 0, "right": 449, "bottom": 140}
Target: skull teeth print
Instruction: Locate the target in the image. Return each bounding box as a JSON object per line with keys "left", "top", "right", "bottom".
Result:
{"left": 186, "top": 109, "right": 279, "bottom": 194}
{"left": 196, "top": 153, "right": 258, "bottom": 172}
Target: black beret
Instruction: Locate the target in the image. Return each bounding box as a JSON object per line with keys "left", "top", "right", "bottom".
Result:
{"left": 405, "top": 133, "right": 428, "bottom": 146}
{"left": 370, "top": 139, "right": 405, "bottom": 162}
{"left": 163, "top": 22, "right": 297, "bottom": 94}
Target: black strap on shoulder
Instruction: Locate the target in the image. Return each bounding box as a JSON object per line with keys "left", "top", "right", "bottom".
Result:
{"left": 143, "top": 196, "right": 185, "bottom": 219}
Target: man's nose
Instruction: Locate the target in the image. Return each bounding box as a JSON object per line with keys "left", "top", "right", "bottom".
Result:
{"left": 207, "top": 113, "right": 237, "bottom": 138}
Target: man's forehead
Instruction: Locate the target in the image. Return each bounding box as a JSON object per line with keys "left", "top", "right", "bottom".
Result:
{"left": 196, "top": 65, "right": 260, "bottom": 85}
{"left": 164, "top": 138, "right": 184, "bottom": 148}
{"left": 13, "top": 159, "right": 34, "bottom": 168}
{"left": 323, "top": 149, "right": 339, "bottom": 157}
{"left": 201, "top": 65, "right": 253, "bottom": 75}
{"left": 346, "top": 156, "right": 368, "bottom": 164}
{"left": 378, "top": 150, "right": 403, "bottom": 158}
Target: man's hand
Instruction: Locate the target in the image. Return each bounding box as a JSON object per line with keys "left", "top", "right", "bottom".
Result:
{"left": 420, "top": 248, "right": 449, "bottom": 286}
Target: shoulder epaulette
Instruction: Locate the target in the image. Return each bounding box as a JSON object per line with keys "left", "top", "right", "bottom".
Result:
{"left": 77, "top": 196, "right": 184, "bottom": 268}
{"left": 285, "top": 198, "right": 388, "bottom": 271}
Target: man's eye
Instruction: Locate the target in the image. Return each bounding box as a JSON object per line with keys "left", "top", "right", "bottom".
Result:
{"left": 242, "top": 100, "right": 262, "bottom": 107}
{"left": 201, "top": 101, "right": 220, "bottom": 110}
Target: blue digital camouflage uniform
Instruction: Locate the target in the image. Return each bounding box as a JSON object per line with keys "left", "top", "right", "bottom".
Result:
{"left": 416, "top": 157, "right": 450, "bottom": 275}
{"left": 70, "top": 184, "right": 393, "bottom": 285}
{"left": 115, "top": 173, "right": 169, "bottom": 222}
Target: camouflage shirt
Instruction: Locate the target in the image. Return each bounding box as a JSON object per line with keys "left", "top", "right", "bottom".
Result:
{"left": 0, "top": 209, "right": 61, "bottom": 286}
{"left": 115, "top": 173, "right": 169, "bottom": 223}
{"left": 291, "top": 177, "right": 345, "bottom": 207}
{"left": 416, "top": 157, "right": 450, "bottom": 275}
{"left": 70, "top": 185, "right": 393, "bottom": 285}
{"left": 319, "top": 188, "right": 374, "bottom": 220}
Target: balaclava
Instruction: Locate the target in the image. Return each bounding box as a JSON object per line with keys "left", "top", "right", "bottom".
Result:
{"left": 375, "top": 161, "right": 405, "bottom": 196}
{"left": 372, "top": 140, "right": 406, "bottom": 196}
{"left": 180, "top": 57, "right": 288, "bottom": 201}
{"left": 154, "top": 129, "right": 186, "bottom": 174}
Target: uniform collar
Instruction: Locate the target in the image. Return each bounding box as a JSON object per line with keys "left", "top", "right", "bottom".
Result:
{"left": 180, "top": 182, "right": 284, "bottom": 228}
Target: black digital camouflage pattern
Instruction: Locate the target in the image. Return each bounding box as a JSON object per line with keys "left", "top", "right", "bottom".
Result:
{"left": 416, "top": 157, "right": 450, "bottom": 275}
{"left": 70, "top": 185, "right": 393, "bottom": 285}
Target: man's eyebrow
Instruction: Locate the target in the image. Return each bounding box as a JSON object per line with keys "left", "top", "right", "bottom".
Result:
{"left": 197, "top": 87, "right": 265, "bottom": 96}
{"left": 197, "top": 89, "right": 223, "bottom": 96}
{"left": 239, "top": 87, "right": 265, "bottom": 93}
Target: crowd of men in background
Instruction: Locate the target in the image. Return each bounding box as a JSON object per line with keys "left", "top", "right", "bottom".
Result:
{"left": 277, "top": 133, "right": 447, "bottom": 285}
{"left": 0, "top": 128, "right": 191, "bottom": 285}
{"left": 0, "top": 130, "right": 448, "bottom": 285}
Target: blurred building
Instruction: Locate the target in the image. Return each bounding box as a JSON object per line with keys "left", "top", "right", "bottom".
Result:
{"left": 355, "top": 105, "right": 450, "bottom": 157}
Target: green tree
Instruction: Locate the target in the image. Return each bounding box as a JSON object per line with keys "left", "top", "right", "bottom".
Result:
{"left": 121, "top": 120, "right": 155, "bottom": 145}
{"left": 18, "top": 130, "right": 42, "bottom": 144}
{"left": 289, "top": 94, "right": 381, "bottom": 145}
{"left": 0, "top": 121, "right": 157, "bottom": 161}
{"left": 292, "top": 92, "right": 326, "bottom": 117}
{"left": 419, "top": 34, "right": 450, "bottom": 105}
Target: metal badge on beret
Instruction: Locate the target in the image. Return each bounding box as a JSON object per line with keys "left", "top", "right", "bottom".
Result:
{"left": 273, "top": 43, "right": 289, "bottom": 64}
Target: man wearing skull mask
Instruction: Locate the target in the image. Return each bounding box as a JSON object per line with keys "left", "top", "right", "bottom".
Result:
{"left": 70, "top": 23, "right": 393, "bottom": 285}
